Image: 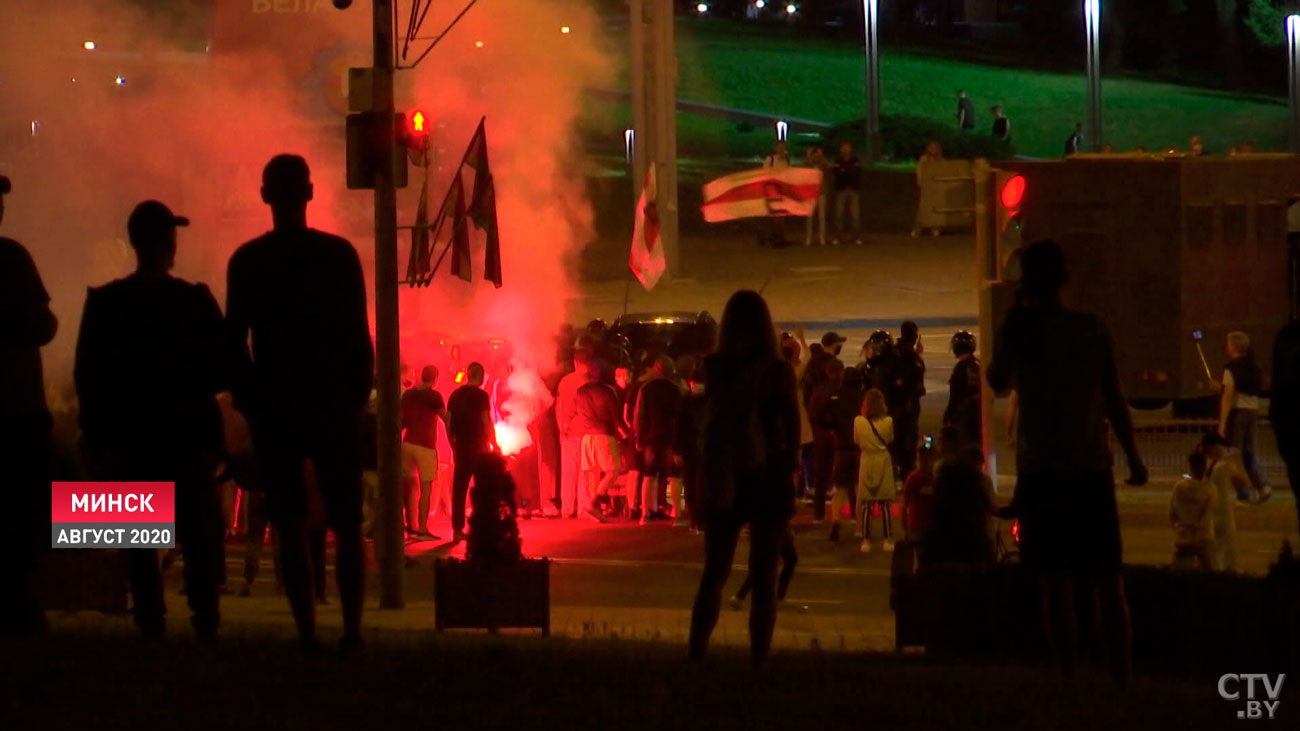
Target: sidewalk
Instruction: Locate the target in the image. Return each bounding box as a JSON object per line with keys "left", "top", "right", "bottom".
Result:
{"left": 47, "top": 587, "right": 896, "bottom": 654}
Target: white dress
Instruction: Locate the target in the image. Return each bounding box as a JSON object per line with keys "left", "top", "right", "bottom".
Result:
{"left": 854, "top": 415, "right": 895, "bottom": 501}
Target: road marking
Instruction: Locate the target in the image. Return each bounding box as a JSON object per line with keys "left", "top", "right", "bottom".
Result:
{"left": 789, "top": 266, "right": 843, "bottom": 273}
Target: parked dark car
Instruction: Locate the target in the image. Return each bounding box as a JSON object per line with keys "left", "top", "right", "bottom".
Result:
{"left": 606, "top": 311, "right": 717, "bottom": 368}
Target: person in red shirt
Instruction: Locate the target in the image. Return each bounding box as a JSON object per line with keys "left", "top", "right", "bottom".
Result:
{"left": 902, "top": 438, "right": 937, "bottom": 543}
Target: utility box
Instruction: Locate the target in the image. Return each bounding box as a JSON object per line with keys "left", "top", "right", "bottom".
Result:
{"left": 345, "top": 111, "right": 408, "bottom": 190}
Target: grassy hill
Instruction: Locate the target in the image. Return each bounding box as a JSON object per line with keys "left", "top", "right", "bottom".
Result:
{"left": 586, "top": 19, "right": 1289, "bottom": 162}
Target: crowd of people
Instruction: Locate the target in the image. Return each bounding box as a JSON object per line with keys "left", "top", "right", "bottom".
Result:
{"left": 4, "top": 158, "right": 1300, "bottom": 681}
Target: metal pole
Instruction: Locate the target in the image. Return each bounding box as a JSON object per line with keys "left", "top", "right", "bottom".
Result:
{"left": 973, "top": 158, "right": 997, "bottom": 489}
{"left": 630, "top": 0, "right": 648, "bottom": 203}
{"left": 1289, "top": 15, "right": 1300, "bottom": 153}
{"left": 651, "top": 0, "right": 679, "bottom": 277}
{"left": 1084, "top": 0, "right": 1103, "bottom": 151}
{"left": 863, "top": 0, "right": 881, "bottom": 162}
{"left": 373, "top": 0, "right": 404, "bottom": 609}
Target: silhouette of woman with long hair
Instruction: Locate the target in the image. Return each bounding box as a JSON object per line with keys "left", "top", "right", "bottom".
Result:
{"left": 688, "top": 290, "right": 800, "bottom": 664}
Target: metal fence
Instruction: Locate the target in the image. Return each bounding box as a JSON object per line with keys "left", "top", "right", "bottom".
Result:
{"left": 1107, "top": 418, "right": 1290, "bottom": 486}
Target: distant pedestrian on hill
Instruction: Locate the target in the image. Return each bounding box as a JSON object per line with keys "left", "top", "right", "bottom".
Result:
{"left": 803, "top": 145, "right": 830, "bottom": 247}
{"left": 991, "top": 106, "right": 1011, "bottom": 143}
{"left": 689, "top": 290, "right": 800, "bottom": 664}
{"left": 830, "top": 142, "right": 863, "bottom": 245}
{"left": 1064, "top": 122, "right": 1084, "bottom": 156}
{"left": 956, "top": 90, "right": 975, "bottom": 133}
{"left": 987, "top": 239, "right": 1147, "bottom": 684}
{"left": 911, "top": 141, "right": 944, "bottom": 238}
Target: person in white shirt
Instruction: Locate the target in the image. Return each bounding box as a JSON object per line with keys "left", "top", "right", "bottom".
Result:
{"left": 1200, "top": 433, "right": 1252, "bottom": 572}
{"left": 1169, "top": 450, "right": 1217, "bottom": 571}
{"left": 855, "top": 388, "right": 895, "bottom": 553}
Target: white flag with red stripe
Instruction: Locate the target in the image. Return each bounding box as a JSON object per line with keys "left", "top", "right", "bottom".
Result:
{"left": 700, "top": 167, "right": 824, "bottom": 223}
{"left": 629, "top": 163, "right": 666, "bottom": 291}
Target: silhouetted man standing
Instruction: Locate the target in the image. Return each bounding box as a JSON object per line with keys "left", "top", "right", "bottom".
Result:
{"left": 226, "top": 155, "right": 374, "bottom": 653}
{"left": 988, "top": 239, "right": 1147, "bottom": 684}
{"left": 447, "top": 362, "right": 497, "bottom": 541}
{"left": 1272, "top": 317, "right": 1300, "bottom": 533}
{"left": 0, "top": 175, "right": 57, "bottom": 637}
{"left": 76, "top": 200, "right": 228, "bottom": 640}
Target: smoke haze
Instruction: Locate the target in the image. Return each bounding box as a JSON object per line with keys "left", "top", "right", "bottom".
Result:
{"left": 0, "top": 0, "right": 613, "bottom": 443}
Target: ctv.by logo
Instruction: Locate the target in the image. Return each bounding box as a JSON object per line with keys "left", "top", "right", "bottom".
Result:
{"left": 1218, "top": 674, "right": 1285, "bottom": 720}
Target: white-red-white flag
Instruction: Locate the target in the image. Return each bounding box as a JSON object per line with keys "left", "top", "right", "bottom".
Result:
{"left": 700, "top": 167, "right": 824, "bottom": 223}
{"left": 629, "top": 164, "right": 666, "bottom": 291}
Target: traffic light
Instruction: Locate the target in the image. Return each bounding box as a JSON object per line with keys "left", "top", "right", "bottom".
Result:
{"left": 993, "top": 171, "right": 1025, "bottom": 280}
{"left": 400, "top": 109, "right": 431, "bottom": 168}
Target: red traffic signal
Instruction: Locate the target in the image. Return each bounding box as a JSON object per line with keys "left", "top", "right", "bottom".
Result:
{"left": 999, "top": 174, "right": 1025, "bottom": 210}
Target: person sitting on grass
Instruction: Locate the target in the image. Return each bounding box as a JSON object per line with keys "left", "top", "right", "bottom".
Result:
{"left": 1169, "top": 450, "right": 1217, "bottom": 572}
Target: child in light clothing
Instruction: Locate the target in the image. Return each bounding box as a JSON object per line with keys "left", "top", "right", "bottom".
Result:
{"left": 854, "top": 388, "right": 896, "bottom": 553}
{"left": 1169, "top": 451, "right": 1217, "bottom": 571}
{"left": 1200, "top": 433, "right": 1252, "bottom": 572}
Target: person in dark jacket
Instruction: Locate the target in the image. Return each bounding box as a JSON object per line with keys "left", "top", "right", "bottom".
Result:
{"left": 0, "top": 175, "right": 58, "bottom": 637}
{"left": 689, "top": 290, "right": 800, "bottom": 665}
{"left": 634, "top": 355, "right": 684, "bottom": 525}
{"left": 1065, "top": 122, "right": 1084, "bottom": 156}
{"left": 894, "top": 321, "right": 927, "bottom": 476}
{"left": 991, "top": 105, "right": 1011, "bottom": 143}
{"left": 826, "top": 367, "right": 865, "bottom": 541}
{"left": 674, "top": 360, "right": 708, "bottom": 531}
{"left": 1211, "top": 332, "right": 1271, "bottom": 498}
{"left": 77, "top": 200, "right": 230, "bottom": 640}
{"left": 944, "top": 330, "right": 982, "bottom": 456}
{"left": 956, "top": 90, "right": 975, "bottom": 133}
{"left": 830, "top": 142, "right": 863, "bottom": 245}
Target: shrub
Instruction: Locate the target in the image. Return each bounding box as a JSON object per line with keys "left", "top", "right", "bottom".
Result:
{"left": 827, "top": 114, "right": 1016, "bottom": 162}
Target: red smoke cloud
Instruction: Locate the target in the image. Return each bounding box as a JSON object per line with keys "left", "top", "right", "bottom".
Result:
{"left": 0, "top": 0, "right": 613, "bottom": 441}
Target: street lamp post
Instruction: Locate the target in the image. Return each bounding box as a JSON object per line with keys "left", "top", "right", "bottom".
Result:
{"left": 1084, "top": 0, "right": 1103, "bottom": 151}
{"left": 1288, "top": 14, "right": 1300, "bottom": 153}
{"left": 863, "top": 0, "right": 881, "bottom": 162}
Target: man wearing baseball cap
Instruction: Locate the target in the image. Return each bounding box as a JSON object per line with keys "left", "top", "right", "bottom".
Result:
{"left": 75, "top": 199, "right": 230, "bottom": 641}
{"left": 820, "top": 331, "right": 847, "bottom": 359}
{"left": 1, "top": 174, "right": 59, "bottom": 637}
